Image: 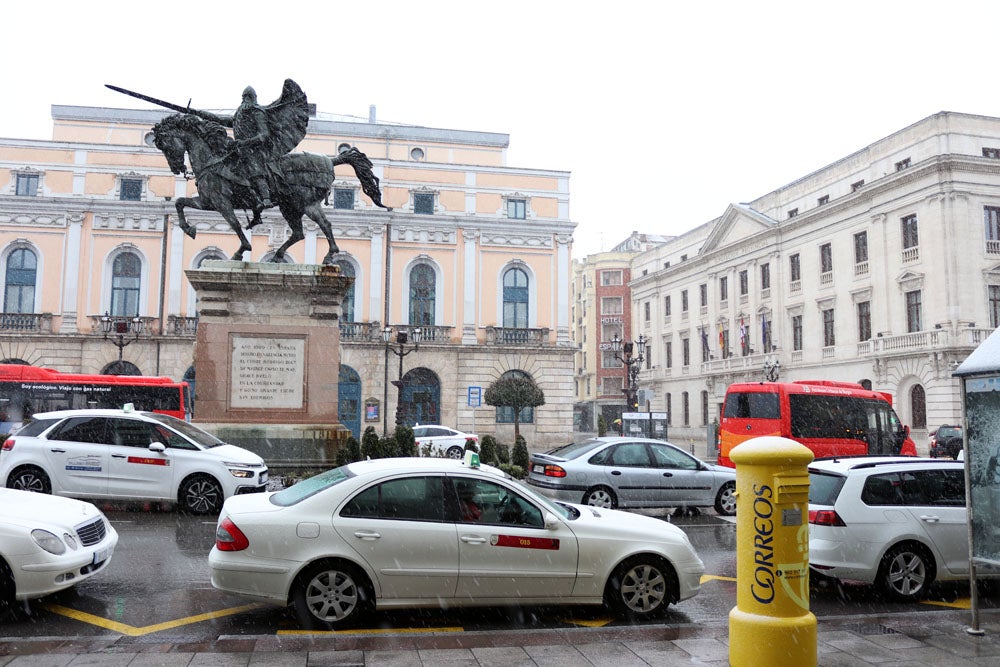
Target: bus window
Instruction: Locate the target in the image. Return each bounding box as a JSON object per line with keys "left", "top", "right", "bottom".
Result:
{"left": 723, "top": 392, "right": 780, "bottom": 419}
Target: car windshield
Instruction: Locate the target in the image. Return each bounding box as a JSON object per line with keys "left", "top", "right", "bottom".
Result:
{"left": 808, "top": 470, "right": 846, "bottom": 505}
{"left": 270, "top": 467, "right": 354, "bottom": 506}
{"left": 145, "top": 412, "right": 226, "bottom": 448}
{"left": 542, "top": 439, "right": 600, "bottom": 460}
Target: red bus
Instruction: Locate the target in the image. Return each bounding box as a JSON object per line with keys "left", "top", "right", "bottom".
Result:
{"left": 718, "top": 380, "right": 917, "bottom": 467}
{"left": 0, "top": 364, "right": 190, "bottom": 429}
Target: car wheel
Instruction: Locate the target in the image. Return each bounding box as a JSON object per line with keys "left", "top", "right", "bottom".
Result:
{"left": 446, "top": 446, "right": 464, "bottom": 460}
{"left": 292, "top": 561, "right": 372, "bottom": 630}
{"left": 7, "top": 466, "right": 51, "bottom": 494}
{"left": 582, "top": 486, "right": 617, "bottom": 509}
{"left": 604, "top": 555, "right": 675, "bottom": 620}
{"left": 878, "top": 543, "right": 935, "bottom": 601}
{"left": 178, "top": 475, "right": 223, "bottom": 515}
{"left": 714, "top": 481, "right": 737, "bottom": 516}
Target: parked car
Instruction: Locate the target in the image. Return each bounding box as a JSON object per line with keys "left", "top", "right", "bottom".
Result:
{"left": 0, "top": 488, "right": 118, "bottom": 609}
{"left": 526, "top": 437, "right": 737, "bottom": 516}
{"left": 411, "top": 425, "right": 478, "bottom": 459}
{"left": 808, "top": 456, "right": 978, "bottom": 600}
{"left": 0, "top": 408, "right": 268, "bottom": 514}
{"left": 209, "top": 457, "right": 705, "bottom": 629}
{"left": 928, "top": 424, "right": 963, "bottom": 459}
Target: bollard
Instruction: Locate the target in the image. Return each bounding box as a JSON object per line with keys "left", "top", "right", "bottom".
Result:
{"left": 729, "top": 436, "right": 816, "bottom": 667}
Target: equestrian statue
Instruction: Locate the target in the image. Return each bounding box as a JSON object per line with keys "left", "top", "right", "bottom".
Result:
{"left": 107, "top": 80, "right": 390, "bottom": 265}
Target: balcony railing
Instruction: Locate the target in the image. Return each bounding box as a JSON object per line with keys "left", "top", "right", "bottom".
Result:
{"left": 857, "top": 327, "right": 995, "bottom": 355}
{"left": 167, "top": 316, "right": 198, "bottom": 336}
{"left": 417, "top": 325, "right": 454, "bottom": 343}
{"left": 339, "top": 321, "right": 381, "bottom": 342}
{"left": 485, "top": 326, "right": 550, "bottom": 346}
{"left": 901, "top": 246, "right": 919, "bottom": 263}
{"left": 0, "top": 312, "right": 52, "bottom": 332}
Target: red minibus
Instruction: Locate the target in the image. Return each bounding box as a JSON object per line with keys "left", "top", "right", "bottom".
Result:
{"left": 718, "top": 380, "right": 917, "bottom": 467}
{"left": 0, "top": 364, "right": 190, "bottom": 430}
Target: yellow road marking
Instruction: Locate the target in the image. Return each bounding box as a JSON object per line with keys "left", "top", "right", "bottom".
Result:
{"left": 562, "top": 616, "right": 612, "bottom": 627}
{"left": 42, "top": 602, "right": 265, "bottom": 636}
{"left": 701, "top": 574, "right": 737, "bottom": 584}
{"left": 279, "top": 626, "right": 464, "bottom": 635}
{"left": 921, "top": 598, "right": 971, "bottom": 610}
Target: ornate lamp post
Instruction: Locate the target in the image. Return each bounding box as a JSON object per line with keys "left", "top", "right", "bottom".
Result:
{"left": 763, "top": 356, "right": 781, "bottom": 382}
{"left": 382, "top": 326, "right": 421, "bottom": 433}
{"left": 101, "top": 312, "right": 144, "bottom": 374}
{"left": 611, "top": 332, "right": 646, "bottom": 412}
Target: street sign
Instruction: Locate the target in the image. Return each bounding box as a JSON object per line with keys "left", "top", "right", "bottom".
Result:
{"left": 468, "top": 386, "right": 482, "bottom": 407}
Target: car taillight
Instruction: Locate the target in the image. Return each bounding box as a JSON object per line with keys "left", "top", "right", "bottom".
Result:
{"left": 808, "top": 509, "right": 846, "bottom": 527}
{"left": 2, "top": 438, "right": 13, "bottom": 451}
{"left": 542, "top": 465, "right": 566, "bottom": 478}
{"left": 215, "top": 517, "right": 249, "bottom": 551}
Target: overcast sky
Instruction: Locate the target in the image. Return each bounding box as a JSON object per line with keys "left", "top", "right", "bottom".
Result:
{"left": 7, "top": 1, "right": 1000, "bottom": 256}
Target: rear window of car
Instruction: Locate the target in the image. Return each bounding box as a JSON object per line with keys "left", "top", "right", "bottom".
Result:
{"left": 13, "top": 418, "right": 60, "bottom": 437}
{"left": 937, "top": 426, "right": 962, "bottom": 440}
{"left": 808, "top": 471, "right": 846, "bottom": 505}
{"left": 270, "top": 467, "right": 354, "bottom": 506}
{"left": 543, "top": 439, "right": 601, "bottom": 460}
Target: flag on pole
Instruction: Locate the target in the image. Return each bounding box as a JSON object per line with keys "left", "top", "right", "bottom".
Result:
{"left": 761, "top": 313, "right": 769, "bottom": 350}
{"left": 701, "top": 328, "right": 709, "bottom": 353}
{"left": 718, "top": 323, "right": 724, "bottom": 349}
{"left": 739, "top": 316, "right": 747, "bottom": 346}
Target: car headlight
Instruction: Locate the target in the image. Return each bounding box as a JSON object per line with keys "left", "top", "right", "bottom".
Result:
{"left": 63, "top": 533, "right": 79, "bottom": 550}
{"left": 228, "top": 468, "right": 255, "bottom": 478}
{"left": 31, "top": 529, "right": 67, "bottom": 555}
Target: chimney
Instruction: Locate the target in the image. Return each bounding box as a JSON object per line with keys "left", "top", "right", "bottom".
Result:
{"left": 368, "top": 105, "right": 376, "bottom": 124}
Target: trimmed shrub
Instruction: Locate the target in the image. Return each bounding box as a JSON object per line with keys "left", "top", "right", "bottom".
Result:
{"left": 394, "top": 425, "right": 416, "bottom": 457}
{"left": 512, "top": 435, "right": 529, "bottom": 470}
{"left": 597, "top": 414, "right": 607, "bottom": 437}
{"left": 479, "top": 435, "right": 498, "bottom": 465}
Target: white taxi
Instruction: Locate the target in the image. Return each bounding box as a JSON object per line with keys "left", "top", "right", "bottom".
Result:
{"left": 0, "top": 407, "right": 267, "bottom": 514}
{"left": 209, "top": 455, "right": 704, "bottom": 629}
{"left": 1, "top": 488, "right": 118, "bottom": 608}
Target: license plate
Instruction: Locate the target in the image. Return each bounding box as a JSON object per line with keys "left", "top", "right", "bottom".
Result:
{"left": 92, "top": 545, "right": 114, "bottom": 565}
{"left": 260, "top": 471, "right": 268, "bottom": 484}
{"left": 533, "top": 464, "right": 545, "bottom": 474}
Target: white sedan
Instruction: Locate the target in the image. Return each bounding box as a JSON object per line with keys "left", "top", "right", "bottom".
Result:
{"left": 209, "top": 457, "right": 704, "bottom": 629}
{"left": 0, "top": 488, "right": 118, "bottom": 608}
{"left": 411, "top": 425, "right": 478, "bottom": 459}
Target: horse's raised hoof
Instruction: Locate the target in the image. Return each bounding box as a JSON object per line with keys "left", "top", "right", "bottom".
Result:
{"left": 180, "top": 223, "right": 197, "bottom": 240}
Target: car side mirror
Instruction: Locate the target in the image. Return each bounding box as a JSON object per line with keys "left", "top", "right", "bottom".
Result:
{"left": 149, "top": 441, "right": 166, "bottom": 453}
{"left": 544, "top": 512, "right": 560, "bottom": 530}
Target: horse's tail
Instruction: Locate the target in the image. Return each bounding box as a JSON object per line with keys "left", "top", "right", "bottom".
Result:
{"left": 333, "top": 148, "right": 392, "bottom": 210}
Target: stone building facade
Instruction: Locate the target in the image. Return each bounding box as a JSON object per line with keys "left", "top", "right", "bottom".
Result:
{"left": 0, "top": 101, "right": 576, "bottom": 443}
{"left": 628, "top": 111, "right": 1000, "bottom": 450}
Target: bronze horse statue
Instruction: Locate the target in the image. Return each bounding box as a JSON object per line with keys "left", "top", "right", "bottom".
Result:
{"left": 151, "top": 112, "right": 389, "bottom": 264}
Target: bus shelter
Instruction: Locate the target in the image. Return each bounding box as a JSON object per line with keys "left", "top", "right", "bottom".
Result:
{"left": 953, "top": 326, "right": 1000, "bottom": 634}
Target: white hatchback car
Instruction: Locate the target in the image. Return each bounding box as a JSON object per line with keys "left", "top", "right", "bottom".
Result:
{"left": 808, "top": 456, "right": 974, "bottom": 600}
{"left": 1, "top": 488, "right": 118, "bottom": 608}
{"left": 209, "top": 457, "right": 704, "bottom": 629}
{"left": 411, "top": 425, "right": 478, "bottom": 459}
{"left": 0, "top": 408, "right": 268, "bottom": 514}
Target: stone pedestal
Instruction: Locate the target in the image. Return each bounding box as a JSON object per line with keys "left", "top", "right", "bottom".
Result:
{"left": 185, "top": 261, "right": 353, "bottom": 468}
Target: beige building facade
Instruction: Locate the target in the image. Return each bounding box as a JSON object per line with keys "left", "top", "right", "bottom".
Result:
{"left": 627, "top": 111, "right": 1000, "bottom": 450}
{"left": 0, "top": 102, "right": 576, "bottom": 443}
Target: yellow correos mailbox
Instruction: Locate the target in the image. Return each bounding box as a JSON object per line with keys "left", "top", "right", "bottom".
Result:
{"left": 729, "top": 436, "right": 816, "bottom": 667}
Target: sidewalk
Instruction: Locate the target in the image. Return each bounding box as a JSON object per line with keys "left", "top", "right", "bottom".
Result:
{"left": 1, "top": 609, "right": 998, "bottom": 666}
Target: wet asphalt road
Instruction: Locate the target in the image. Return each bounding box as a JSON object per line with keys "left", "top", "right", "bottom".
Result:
{"left": 1, "top": 505, "right": 996, "bottom": 639}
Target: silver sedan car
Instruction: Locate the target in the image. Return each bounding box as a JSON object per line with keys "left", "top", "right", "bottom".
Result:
{"left": 527, "top": 437, "right": 736, "bottom": 516}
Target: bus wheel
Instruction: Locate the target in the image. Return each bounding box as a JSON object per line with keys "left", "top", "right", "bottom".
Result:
{"left": 179, "top": 475, "right": 223, "bottom": 514}
{"left": 8, "top": 466, "right": 51, "bottom": 494}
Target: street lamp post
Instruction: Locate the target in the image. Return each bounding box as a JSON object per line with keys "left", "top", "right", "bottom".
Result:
{"left": 101, "top": 312, "right": 144, "bottom": 374}
{"left": 611, "top": 332, "right": 646, "bottom": 412}
{"left": 382, "top": 326, "right": 422, "bottom": 433}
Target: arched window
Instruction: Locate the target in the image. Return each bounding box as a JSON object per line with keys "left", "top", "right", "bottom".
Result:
{"left": 409, "top": 263, "right": 436, "bottom": 326}
{"left": 110, "top": 252, "right": 141, "bottom": 316}
{"left": 502, "top": 267, "right": 529, "bottom": 328}
{"left": 910, "top": 384, "right": 927, "bottom": 429}
{"left": 495, "top": 369, "right": 535, "bottom": 424}
{"left": 334, "top": 260, "right": 356, "bottom": 322}
{"left": 102, "top": 360, "right": 141, "bottom": 376}
{"left": 4, "top": 247, "right": 37, "bottom": 314}
{"left": 259, "top": 251, "right": 294, "bottom": 264}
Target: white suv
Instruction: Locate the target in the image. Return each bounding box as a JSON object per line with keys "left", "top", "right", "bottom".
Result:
{"left": 0, "top": 408, "right": 267, "bottom": 514}
{"left": 808, "top": 456, "right": 971, "bottom": 600}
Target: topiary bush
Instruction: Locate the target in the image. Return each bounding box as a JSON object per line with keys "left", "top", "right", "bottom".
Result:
{"left": 512, "top": 435, "right": 529, "bottom": 470}
{"left": 597, "top": 414, "right": 607, "bottom": 437}
{"left": 479, "top": 435, "right": 498, "bottom": 465}
{"left": 394, "top": 424, "right": 415, "bottom": 457}
{"left": 360, "top": 426, "right": 379, "bottom": 459}
{"left": 497, "top": 441, "right": 510, "bottom": 464}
